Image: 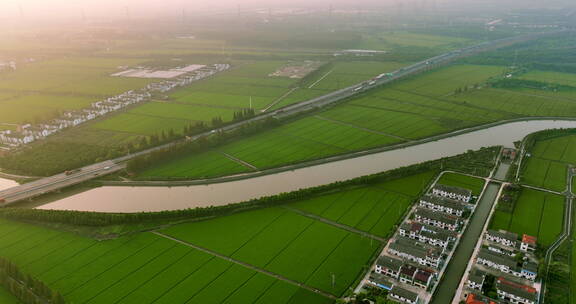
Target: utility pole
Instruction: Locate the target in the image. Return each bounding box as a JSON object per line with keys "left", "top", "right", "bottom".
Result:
{"left": 331, "top": 273, "right": 336, "bottom": 288}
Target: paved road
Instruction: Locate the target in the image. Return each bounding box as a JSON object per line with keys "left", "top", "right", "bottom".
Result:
{"left": 152, "top": 231, "right": 337, "bottom": 300}
{"left": 0, "top": 30, "right": 567, "bottom": 206}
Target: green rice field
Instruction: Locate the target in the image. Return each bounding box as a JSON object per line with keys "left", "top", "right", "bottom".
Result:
{"left": 521, "top": 134, "right": 576, "bottom": 192}
{"left": 489, "top": 188, "right": 564, "bottom": 247}
{"left": 0, "top": 170, "right": 433, "bottom": 303}
{"left": 0, "top": 288, "right": 19, "bottom": 304}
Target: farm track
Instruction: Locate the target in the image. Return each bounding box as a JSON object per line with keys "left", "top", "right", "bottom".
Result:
{"left": 219, "top": 152, "right": 259, "bottom": 171}
{"left": 281, "top": 206, "right": 386, "bottom": 243}
{"left": 261, "top": 87, "right": 299, "bottom": 112}
{"left": 151, "top": 231, "right": 338, "bottom": 300}
{"left": 313, "top": 115, "right": 410, "bottom": 141}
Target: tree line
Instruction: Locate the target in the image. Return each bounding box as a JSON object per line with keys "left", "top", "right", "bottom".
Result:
{"left": 0, "top": 257, "right": 65, "bottom": 304}
{"left": 0, "top": 146, "right": 499, "bottom": 228}
{"left": 126, "top": 117, "right": 280, "bottom": 174}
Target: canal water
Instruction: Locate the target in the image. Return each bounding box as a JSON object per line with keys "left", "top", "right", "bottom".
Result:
{"left": 26, "top": 119, "right": 576, "bottom": 212}
{"left": 430, "top": 183, "right": 502, "bottom": 304}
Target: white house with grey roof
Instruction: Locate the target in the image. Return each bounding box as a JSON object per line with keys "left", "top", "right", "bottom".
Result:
{"left": 432, "top": 184, "right": 472, "bottom": 203}
{"left": 486, "top": 230, "right": 519, "bottom": 248}
{"left": 420, "top": 194, "right": 466, "bottom": 216}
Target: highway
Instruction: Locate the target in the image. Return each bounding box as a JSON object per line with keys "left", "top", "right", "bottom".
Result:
{"left": 0, "top": 29, "right": 567, "bottom": 207}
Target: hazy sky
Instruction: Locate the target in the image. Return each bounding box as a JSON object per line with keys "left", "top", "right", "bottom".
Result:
{"left": 0, "top": 0, "right": 572, "bottom": 20}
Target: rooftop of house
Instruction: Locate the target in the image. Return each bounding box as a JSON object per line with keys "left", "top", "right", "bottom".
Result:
{"left": 433, "top": 184, "right": 472, "bottom": 197}
{"left": 487, "top": 229, "right": 518, "bottom": 242}
{"left": 522, "top": 234, "right": 537, "bottom": 245}
{"left": 466, "top": 293, "right": 501, "bottom": 304}
{"left": 393, "top": 237, "right": 442, "bottom": 259}
{"left": 400, "top": 264, "right": 418, "bottom": 277}
{"left": 415, "top": 208, "right": 459, "bottom": 225}
{"left": 369, "top": 273, "right": 394, "bottom": 288}
{"left": 420, "top": 194, "right": 466, "bottom": 211}
{"left": 496, "top": 277, "right": 538, "bottom": 301}
{"left": 522, "top": 261, "right": 538, "bottom": 273}
{"left": 467, "top": 268, "right": 486, "bottom": 284}
{"left": 413, "top": 269, "right": 433, "bottom": 283}
{"left": 478, "top": 248, "right": 518, "bottom": 270}
{"left": 390, "top": 286, "right": 419, "bottom": 302}
{"left": 377, "top": 256, "right": 403, "bottom": 272}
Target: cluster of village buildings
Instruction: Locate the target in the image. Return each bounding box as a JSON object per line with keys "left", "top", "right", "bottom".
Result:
{"left": 0, "top": 61, "right": 17, "bottom": 73}
{"left": 365, "top": 182, "right": 475, "bottom": 304}
{"left": 0, "top": 63, "right": 230, "bottom": 148}
{"left": 463, "top": 229, "right": 540, "bottom": 304}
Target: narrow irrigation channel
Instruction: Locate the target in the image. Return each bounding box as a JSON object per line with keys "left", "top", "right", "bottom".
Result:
{"left": 430, "top": 183, "right": 502, "bottom": 304}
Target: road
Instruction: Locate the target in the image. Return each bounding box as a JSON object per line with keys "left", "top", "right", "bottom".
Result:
{"left": 0, "top": 30, "right": 567, "bottom": 207}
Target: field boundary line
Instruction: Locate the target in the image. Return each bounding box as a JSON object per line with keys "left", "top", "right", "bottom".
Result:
{"left": 314, "top": 115, "right": 411, "bottom": 141}
{"left": 151, "top": 231, "right": 337, "bottom": 300}
{"left": 113, "top": 247, "right": 196, "bottom": 304}
{"left": 281, "top": 206, "right": 386, "bottom": 242}
{"left": 261, "top": 87, "right": 299, "bottom": 112}
{"left": 308, "top": 69, "right": 334, "bottom": 89}
{"left": 82, "top": 243, "right": 179, "bottom": 304}
{"left": 219, "top": 152, "right": 259, "bottom": 171}
{"left": 147, "top": 256, "right": 218, "bottom": 303}
{"left": 61, "top": 238, "right": 166, "bottom": 296}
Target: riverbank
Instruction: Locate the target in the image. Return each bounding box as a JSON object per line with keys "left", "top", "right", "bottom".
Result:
{"left": 114, "top": 116, "right": 576, "bottom": 187}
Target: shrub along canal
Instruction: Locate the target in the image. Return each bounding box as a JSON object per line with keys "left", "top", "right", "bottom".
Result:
{"left": 5, "top": 119, "right": 574, "bottom": 212}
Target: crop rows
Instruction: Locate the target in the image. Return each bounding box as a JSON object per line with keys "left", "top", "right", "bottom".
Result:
{"left": 0, "top": 219, "right": 330, "bottom": 304}
{"left": 489, "top": 188, "right": 564, "bottom": 246}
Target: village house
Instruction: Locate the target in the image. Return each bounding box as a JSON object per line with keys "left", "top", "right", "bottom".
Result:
{"left": 367, "top": 273, "right": 394, "bottom": 291}
{"left": 0, "top": 63, "right": 231, "bottom": 149}
{"left": 432, "top": 183, "right": 473, "bottom": 203}
{"left": 466, "top": 268, "right": 486, "bottom": 291}
{"left": 466, "top": 293, "right": 502, "bottom": 304}
{"left": 419, "top": 194, "right": 466, "bottom": 216}
{"left": 496, "top": 277, "right": 538, "bottom": 304}
{"left": 388, "top": 237, "right": 443, "bottom": 268}
{"left": 487, "top": 243, "right": 517, "bottom": 257}
{"left": 375, "top": 256, "right": 403, "bottom": 279}
{"left": 399, "top": 221, "right": 456, "bottom": 249}
{"left": 520, "top": 234, "right": 537, "bottom": 252}
{"left": 412, "top": 268, "right": 434, "bottom": 289}
{"left": 389, "top": 286, "right": 420, "bottom": 304}
{"left": 399, "top": 264, "right": 418, "bottom": 284}
{"left": 476, "top": 248, "right": 537, "bottom": 281}
{"left": 486, "top": 230, "right": 519, "bottom": 248}
{"left": 414, "top": 208, "right": 461, "bottom": 231}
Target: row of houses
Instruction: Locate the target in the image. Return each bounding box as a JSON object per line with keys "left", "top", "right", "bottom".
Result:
{"left": 466, "top": 269, "right": 539, "bottom": 304}
{"left": 388, "top": 237, "right": 443, "bottom": 269}
{"left": 486, "top": 230, "right": 537, "bottom": 253}
{"left": 366, "top": 274, "right": 420, "bottom": 304}
{"left": 476, "top": 248, "right": 538, "bottom": 281}
{"left": 419, "top": 194, "right": 467, "bottom": 217}
{"left": 414, "top": 208, "right": 462, "bottom": 231}
{"left": 398, "top": 221, "right": 457, "bottom": 249}
{"left": 374, "top": 256, "right": 436, "bottom": 290}
{"left": 432, "top": 183, "right": 473, "bottom": 203}
{"left": 364, "top": 182, "right": 476, "bottom": 303}
{"left": 462, "top": 226, "right": 541, "bottom": 304}
{"left": 0, "top": 63, "right": 231, "bottom": 148}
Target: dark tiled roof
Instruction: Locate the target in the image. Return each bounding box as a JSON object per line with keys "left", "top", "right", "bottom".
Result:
{"left": 478, "top": 248, "right": 518, "bottom": 270}
{"left": 390, "top": 286, "right": 419, "bottom": 302}
{"left": 433, "top": 184, "right": 472, "bottom": 197}
{"left": 496, "top": 278, "right": 537, "bottom": 301}
{"left": 377, "top": 256, "right": 403, "bottom": 272}
{"left": 420, "top": 194, "right": 466, "bottom": 211}
{"left": 415, "top": 208, "right": 459, "bottom": 225}
{"left": 487, "top": 229, "right": 518, "bottom": 242}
